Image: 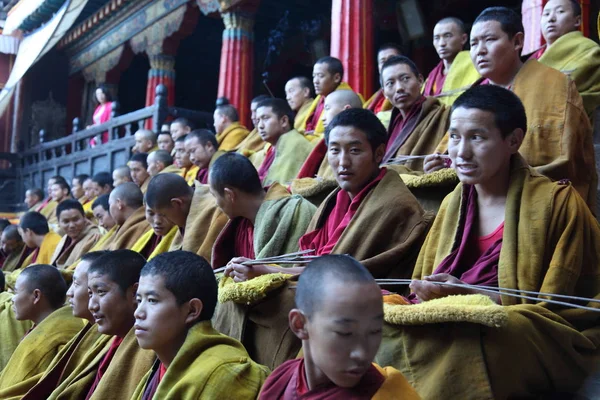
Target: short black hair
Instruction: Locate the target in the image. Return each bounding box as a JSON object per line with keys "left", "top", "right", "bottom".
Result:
{"left": 80, "top": 250, "right": 109, "bottom": 265}
{"left": 0, "top": 218, "right": 10, "bottom": 232}
{"left": 92, "top": 172, "right": 113, "bottom": 190}
{"left": 27, "top": 188, "right": 45, "bottom": 201}
{"left": 256, "top": 98, "right": 295, "bottom": 128}
{"left": 381, "top": 55, "right": 421, "bottom": 79}
{"left": 474, "top": 7, "right": 524, "bottom": 39}
{"left": 129, "top": 153, "right": 148, "bottom": 169}
{"left": 141, "top": 251, "right": 217, "bottom": 322}
{"left": 145, "top": 173, "right": 193, "bottom": 209}
{"left": 209, "top": 153, "right": 264, "bottom": 196}
{"left": 216, "top": 97, "right": 230, "bottom": 107}
{"left": 2, "top": 225, "right": 21, "bottom": 242}
{"left": 110, "top": 182, "right": 144, "bottom": 209}
{"left": 452, "top": 85, "right": 527, "bottom": 138}
{"left": 316, "top": 56, "right": 344, "bottom": 78}
{"left": 175, "top": 134, "right": 188, "bottom": 144}
{"left": 73, "top": 174, "right": 90, "bottom": 186}
{"left": 568, "top": 0, "right": 582, "bottom": 17}
{"left": 378, "top": 43, "right": 402, "bottom": 55}
{"left": 52, "top": 180, "right": 71, "bottom": 196}
{"left": 56, "top": 199, "right": 85, "bottom": 220}
{"left": 215, "top": 105, "right": 240, "bottom": 122}
{"left": 149, "top": 150, "right": 173, "bottom": 166}
{"left": 172, "top": 117, "right": 194, "bottom": 130}
{"left": 20, "top": 264, "right": 67, "bottom": 309}
{"left": 289, "top": 77, "right": 314, "bottom": 97}
{"left": 92, "top": 194, "right": 110, "bottom": 211}
{"left": 252, "top": 94, "right": 271, "bottom": 105}
{"left": 49, "top": 175, "right": 66, "bottom": 184}
{"left": 296, "top": 255, "right": 376, "bottom": 317}
{"left": 437, "top": 17, "right": 466, "bottom": 34}
{"left": 186, "top": 129, "right": 218, "bottom": 149}
{"left": 19, "top": 212, "right": 49, "bottom": 235}
{"left": 88, "top": 249, "right": 146, "bottom": 294}
{"left": 325, "top": 108, "right": 387, "bottom": 152}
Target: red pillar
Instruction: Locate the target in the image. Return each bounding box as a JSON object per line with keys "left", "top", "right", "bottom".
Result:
{"left": 330, "top": 0, "right": 374, "bottom": 100}
{"left": 218, "top": 11, "right": 254, "bottom": 128}
{"left": 145, "top": 54, "right": 176, "bottom": 129}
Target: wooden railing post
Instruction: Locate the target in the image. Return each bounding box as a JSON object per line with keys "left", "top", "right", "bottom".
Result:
{"left": 153, "top": 84, "right": 168, "bottom": 134}
{"left": 72, "top": 117, "right": 81, "bottom": 151}
{"left": 110, "top": 101, "right": 120, "bottom": 140}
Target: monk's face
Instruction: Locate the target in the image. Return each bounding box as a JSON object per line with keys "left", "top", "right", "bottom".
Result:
{"left": 185, "top": 137, "right": 213, "bottom": 169}
{"left": 134, "top": 275, "right": 193, "bottom": 356}
{"left": 295, "top": 281, "right": 383, "bottom": 389}
{"left": 145, "top": 205, "right": 175, "bottom": 237}
{"left": 93, "top": 205, "right": 116, "bottom": 231}
{"left": 328, "top": 126, "right": 385, "bottom": 199}
{"left": 542, "top": 0, "right": 581, "bottom": 45}
{"left": 129, "top": 161, "right": 150, "bottom": 187}
{"left": 59, "top": 209, "right": 87, "bottom": 239}
{"left": 157, "top": 134, "right": 174, "bottom": 153}
{"left": 433, "top": 22, "right": 467, "bottom": 62}
{"left": 83, "top": 179, "right": 95, "bottom": 199}
{"left": 67, "top": 260, "right": 93, "bottom": 320}
{"left": 285, "top": 78, "right": 310, "bottom": 111}
{"left": 382, "top": 63, "right": 423, "bottom": 112}
{"left": 50, "top": 183, "right": 68, "bottom": 203}
{"left": 12, "top": 274, "right": 36, "bottom": 321}
{"left": 46, "top": 178, "right": 57, "bottom": 197}
{"left": 18, "top": 227, "right": 36, "bottom": 249}
{"left": 1, "top": 232, "right": 19, "bottom": 254}
{"left": 213, "top": 110, "right": 227, "bottom": 135}
{"left": 134, "top": 132, "right": 153, "bottom": 154}
{"left": 322, "top": 98, "right": 347, "bottom": 129}
{"left": 250, "top": 101, "right": 261, "bottom": 128}
{"left": 170, "top": 122, "right": 190, "bottom": 142}
{"left": 71, "top": 178, "right": 85, "bottom": 200}
{"left": 313, "top": 62, "right": 341, "bottom": 97}
{"left": 113, "top": 171, "right": 130, "bottom": 187}
{"left": 470, "top": 21, "right": 523, "bottom": 83}
{"left": 448, "top": 107, "right": 521, "bottom": 187}
{"left": 174, "top": 141, "right": 192, "bottom": 169}
{"left": 88, "top": 272, "right": 137, "bottom": 337}
{"left": 146, "top": 155, "right": 162, "bottom": 177}
{"left": 257, "top": 106, "right": 288, "bottom": 145}
{"left": 377, "top": 48, "right": 400, "bottom": 75}
{"left": 24, "top": 191, "right": 39, "bottom": 208}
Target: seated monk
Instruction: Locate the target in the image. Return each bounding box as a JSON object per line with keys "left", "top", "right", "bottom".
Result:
{"left": 0, "top": 265, "right": 85, "bottom": 397}
{"left": 131, "top": 251, "right": 269, "bottom": 399}
{"left": 530, "top": 0, "right": 600, "bottom": 121}
{"left": 210, "top": 152, "right": 316, "bottom": 271}
{"left": 364, "top": 43, "right": 401, "bottom": 115}
{"left": 146, "top": 150, "right": 181, "bottom": 177}
{"left": 0, "top": 225, "right": 30, "bottom": 273}
{"left": 0, "top": 219, "right": 10, "bottom": 266}
{"left": 132, "top": 129, "right": 158, "bottom": 154}
{"left": 105, "top": 182, "right": 150, "bottom": 251}
{"left": 376, "top": 85, "right": 600, "bottom": 399}
{"left": 112, "top": 166, "right": 132, "bottom": 187}
{"left": 0, "top": 274, "right": 32, "bottom": 371}
{"left": 157, "top": 131, "right": 174, "bottom": 154}
{"left": 130, "top": 202, "right": 179, "bottom": 261}
{"left": 253, "top": 98, "right": 314, "bottom": 186}
{"left": 91, "top": 195, "right": 117, "bottom": 235}
{"left": 302, "top": 56, "right": 362, "bottom": 138}
{"left": 259, "top": 255, "right": 420, "bottom": 399}
{"left": 24, "top": 188, "right": 44, "bottom": 212}
{"left": 37, "top": 176, "right": 63, "bottom": 219}
{"left": 174, "top": 135, "right": 199, "bottom": 185}
{"left": 91, "top": 172, "right": 113, "bottom": 199}
{"left": 20, "top": 252, "right": 110, "bottom": 400}
{"left": 238, "top": 95, "right": 269, "bottom": 159}
{"left": 47, "top": 179, "right": 72, "bottom": 232}
{"left": 184, "top": 129, "right": 224, "bottom": 184}
{"left": 50, "top": 200, "right": 101, "bottom": 269}
{"left": 169, "top": 117, "right": 193, "bottom": 143}
{"left": 19, "top": 212, "right": 61, "bottom": 267}
{"left": 213, "top": 104, "right": 250, "bottom": 151}
{"left": 72, "top": 174, "right": 90, "bottom": 206}
{"left": 145, "top": 174, "right": 228, "bottom": 262}
{"left": 128, "top": 153, "right": 151, "bottom": 194}
{"left": 381, "top": 55, "right": 450, "bottom": 171}
{"left": 47, "top": 250, "right": 154, "bottom": 400}
{"left": 428, "top": 6, "right": 596, "bottom": 210}
{"left": 285, "top": 76, "right": 315, "bottom": 133}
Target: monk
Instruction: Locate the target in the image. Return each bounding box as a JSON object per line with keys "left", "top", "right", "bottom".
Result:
{"left": 156, "top": 131, "right": 174, "bottom": 154}
{"left": 90, "top": 172, "right": 113, "bottom": 198}
{"left": 531, "top": 0, "right": 600, "bottom": 121}
{"left": 213, "top": 104, "right": 250, "bottom": 151}
{"left": 364, "top": 43, "right": 401, "bottom": 115}
{"left": 0, "top": 226, "right": 28, "bottom": 272}
{"left": 381, "top": 55, "right": 450, "bottom": 170}
{"left": 145, "top": 173, "right": 227, "bottom": 262}
{"left": 0, "top": 282, "right": 31, "bottom": 371}
{"left": 91, "top": 195, "right": 117, "bottom": 233}
{"left": 130, "top": 202, "right": 178, "bottom": 261}
{"left": 18, "top": 211, "right": 62, "bottom": 267}
{"left": 0, "top": 265, "right": 85, "bottom": 397}
{"left": 36, "top": 176, "right": 64, "bottom": 219}
{"left": 259, "top": 255, "right": 420, "bottom": 399}
{"left": 131, "top": 251, "right": 269, "bottom": 399}
{"left": 24, "top": 188, "right": 44, "bottom": 212}
{"left": 174, "top": 135, "right": 199, "bottom": 185}
{"left": 303, "top": 56, "right": 361, "bottom": 137}
{"left": 132, "top": 129, "right": 157, "bottom": 154}
{"left": 71, "top": 174, "right": 89, "bottom": 204}
{"left": 47, "top": 179, "right": 72, "bottom": 231}
{"left": 169, "top": 117, "right": 193, "bottom": 142}
{"left": 106, "top": 182, "right": 150, "bottom": 251}
{"left": 0, "top": 219, "right": 10, "bottom": 266}
{"left": 184, "top": 129, "right": 223, "bottom": 184}
{"left": 253, "top": 98, "right": 314, "bottom": 186}
{"left": 112, "top": 166, "right": 132, "bottom": 187}
{"left": 376, "top": 84, "right": 600, "bottom": 399}
{"left": 237, "top": 94, "right": 270, "bottom": 158}
{"left": 427, "top": 6, "right": 596, "bottom": 210}
{"left": 146, "top": 150, "right": 180, "bottom": 177}
{"left": 285, "top": 76, "right": 314, "bottom": 133}
{"left": 128, "top": 153, "right": 151, "bottom": 194}
{"left": 50, "top": 200, "right": 101, "bottom": 269}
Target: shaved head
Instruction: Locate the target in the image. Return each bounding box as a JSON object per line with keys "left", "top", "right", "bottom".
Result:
{"left": 326, "top": 90, "right": 363, "bottom": 109}
{"left": 135, "top": 129, "right": 157, "bottom": 143}
{"left": 436, "top": 17, "right": 466, "bottom": 34}
{"left": 113, "top": 166, "right": 131, "bottom": 179}
{"left": 2, "top": 225, "right": 22, "bottom": 242}
{"left": 145, "top": 173, "right": 193, "bottom": 209}
{"left": 109, "top": 182, "right": 143, "bottom": 209}
{"left": 19, "top": 264, "right": 67, "bottom": 310}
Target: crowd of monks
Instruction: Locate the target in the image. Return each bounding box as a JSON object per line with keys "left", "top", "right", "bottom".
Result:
{"left": 0, "top": 2, "right": 599, "bottom": 398}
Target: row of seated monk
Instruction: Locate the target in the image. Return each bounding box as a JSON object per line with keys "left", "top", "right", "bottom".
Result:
{"left": 0, "top": 3, "right": 598, "bottom": 399}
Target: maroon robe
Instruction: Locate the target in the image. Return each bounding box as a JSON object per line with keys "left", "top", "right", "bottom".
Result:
{"left": 196, "top": 167, "right": 209, "bottom": 185}
{"left": 423, "top": 61, "right": 447, "bottom": 96}
{"left": 296, "top": 139, "right": 327, "bottom": 179}
{"left": 212, "top": 217, "right": 256, "bottom": 269}
{"left": 257, "top": 146, "right": 276, "bottom": 184}
{"left": 85, "top": 336, "right": 124, "bottom": 400}
{"left": 382, "top": 96, "right": 426, "bottom": 163}
{"left": 304, "top": 98, "right": 325, "bottom": 133}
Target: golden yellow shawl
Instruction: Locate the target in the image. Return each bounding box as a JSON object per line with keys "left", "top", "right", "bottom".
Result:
{"left": 107, "top": 206, "right": 150, "bottom": 251}
{"left": 130, "top": 226, "right": 178, "bottom": 260}
{"left": 39, "top": 200, "right": 57, "bottom": 220}
{"left": 300, "top": 82, "right": 359, "bottom": 136}
{"left": 50, "top": 223, "right": 101, "bottom": 269}
{"left": 237, "top": 128, "right": 266, "bottom": 157}
{"left": 217, "top": 122, "right": 250, "bottom": 151}
{"left": 158, "top": 163, "right": 183, "bottom": 176}
{"left": 294, "top": 100, "right": 316, "bottom": 133}
{"left": 434, "top": 50, "right": 480, "bottom": 106}
{"left": 0, "top": 292, "right": 32, "bottom": 372}
{"left": 184, "top": 165, "right": 199, "bottom": 186}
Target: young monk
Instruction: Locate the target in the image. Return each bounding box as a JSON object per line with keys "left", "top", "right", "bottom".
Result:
{"left": 169, "top": 117, "right": 193, "bottom": 142}
{"left": 112, "top": 166, "right": 132, "bottom": 187}
{"left": 72, "top": 174, "right": 89, "bottom": 204}
{"left": 131, "top": 251, "right": 269, "bottom": 399}
{"left": 254, "top": 98, "right": 314, "bottom": 186}
{"left": 237, "top": 94, "right": 270, "bottom": 158}
{"left": 105, "top": 182, "right": 150, "bottom": 251}
{"left": 47, "top": 180, "right": 72, "bottom": 230}
{"left": 364, "top": 43, "right": 401, "bottom": 115}
{"left": 184, "top": 129, "right": 223, "bottom": 184}
{"left": 37, "top": 176, "right": 64, "bottom": 219}
{"left": 157, "top": 131, "right": 174, "bottom": 154}
{"left": 260, "top": 255, "right": 420, "bottom": 399}
{"left": 145, "top": 173, "right": 228, "bottom": 262}
{"left": 0, "top": 265, "right": 85, "bottom": 397}
{"left": 128, "top": 153, "right": 151, "bottom": 194}
{"left": 285, "top": 76, "right": 314, "bottom": 133}
{"left": 90, "top": 172, "right": 113, "bottom": 198}
{"left": 130, "top": 202, "right": 178, "bottom": 261}
{"left": 213, "top": 104, "right": 250, "bottom": 151}
{"left": 146, "top": 150, "right": 180, "bottom": 177}
{"left": 91, "top": 194, "right": 117, "bottom": 232}
{"left": 174, "top": 135, "right": 199, "bottom": 185}
{"left": 377, "top": 84, "right": 600, "bottom": 399}
{"left": 19, "top": 211, "right": 62, "bottom": 267}
{"left": 50, "top": 200, "right": 101, "bottom": 269}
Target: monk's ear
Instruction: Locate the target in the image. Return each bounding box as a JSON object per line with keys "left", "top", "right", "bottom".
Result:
{"left": 334, "top": 73, "right": 342, "bottom": 85}
{"left": 460, "top": 33, "right": 468, "bottom": 47}
{"left": 574, "top": 15, "right": 582, "bottom": 29}
{"left": 32, "top": 288, "right": 42, "bottom": 305}
{"left": 170, "top": 197, "right": 184, "bottom": 210}
{"left": 512, "top": 32, "right": 524, "bottom": 54}
{"left": 507, "top": 128, "right": 524, "bottom": 153}
{"left": 127, "top": 283, "right": 139, "bottom": 306}
{"left": 302, "top": 87, "right": 311, "bottom": 99}
{"left": 281, "top": 115, "right": 290, "bottom": 130}
{"left": 373, "top": 143, "right": 386, "bottom": 164}
{"left": 184, "top": 298, "right": 203, "bottom": 324}
{"left": 417, "top": 74, "right": 424, "bottom": 86}
{"left": 223, "top": 187, "right": 235, "bottom": 204}
{"left": 289, "top": 309, "right": 309, "bottom": 340}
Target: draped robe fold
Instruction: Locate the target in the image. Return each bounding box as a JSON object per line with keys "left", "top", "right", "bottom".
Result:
{"left": 216, "top": 122, "right": 250, "bottom": 151}
{"left": 106, "top": 206, "right": 151, "bottom": 251}
{"left": 50, "top": 223, "right": 101, "bottom": 269}
{"left": 425, "top": 51, "right": 480, "bottom": 106}
{"left": 293, "top": 100, "right": 315, "bottom": 134}
{"left": 130, "top": 225, "right": 178, "bottom": 260}
{"left": 0, "top": 292, "right": 32, "bottom": 372}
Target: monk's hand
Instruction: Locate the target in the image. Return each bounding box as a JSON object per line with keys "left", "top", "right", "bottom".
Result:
{"left": 226, "top": 257, "right": 268, "bottom": 283}
{"left": 410, "top": 274, "right": 469, "bottom": 302}
{"left": 423, "top": 154, "right": 447, "bottom": 174}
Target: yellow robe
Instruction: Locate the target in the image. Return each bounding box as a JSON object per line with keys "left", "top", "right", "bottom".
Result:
{"left": 139, "top": 177, "right": 150, "bottom": 194}
{"left": 50, "top": 223, "right": 101, "bottom": 269}
{"left": 1, "top": 244, "right": 27, "bottom": 273}
{"left": 107, "top": 206, "right": 151, "bottom": 251}
{"left": 131, "top": 321, "right": 269, "bottom": 400}
{"left": 130, "top": 225, "right": 178, "bottom": 260}
{"left": 293, "top": 100, "right": 316, "bottom": 134}
{"left": 0, "top": 307, "right": 85, "bottom": 398}
{"left": 0, "top": 292, "right": 32, "bottom": 372}
{"left": 376, "top": 155, "right": 600, "bottom": 399}
{"left": 237, "top": 128, "right": 266, "bottom": 157}
{"left": 217, "top": 122, "right": 250, "bottom": 151}
{"left": 82, "top": 197, "right": 96, "bottom": 219}
{"left": 538, "top": 30, "right": 600, "bottom": 122}
{"left": 428, "top": 50, "right": 481, "bottom": 106}
{"left": 158, "top": 163, "right": 182, "bottom": 176}
{"left": 300, "top": 82, "right": 361, "bottom": 136}
{"left": 39, "top": 200, "right": 57, "bottom": 220}
{"left": 363, "top": 89, "right": 393, "bottom": 112}
{"left": 183, "top": 165, "right": 199, "bottom": 186}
